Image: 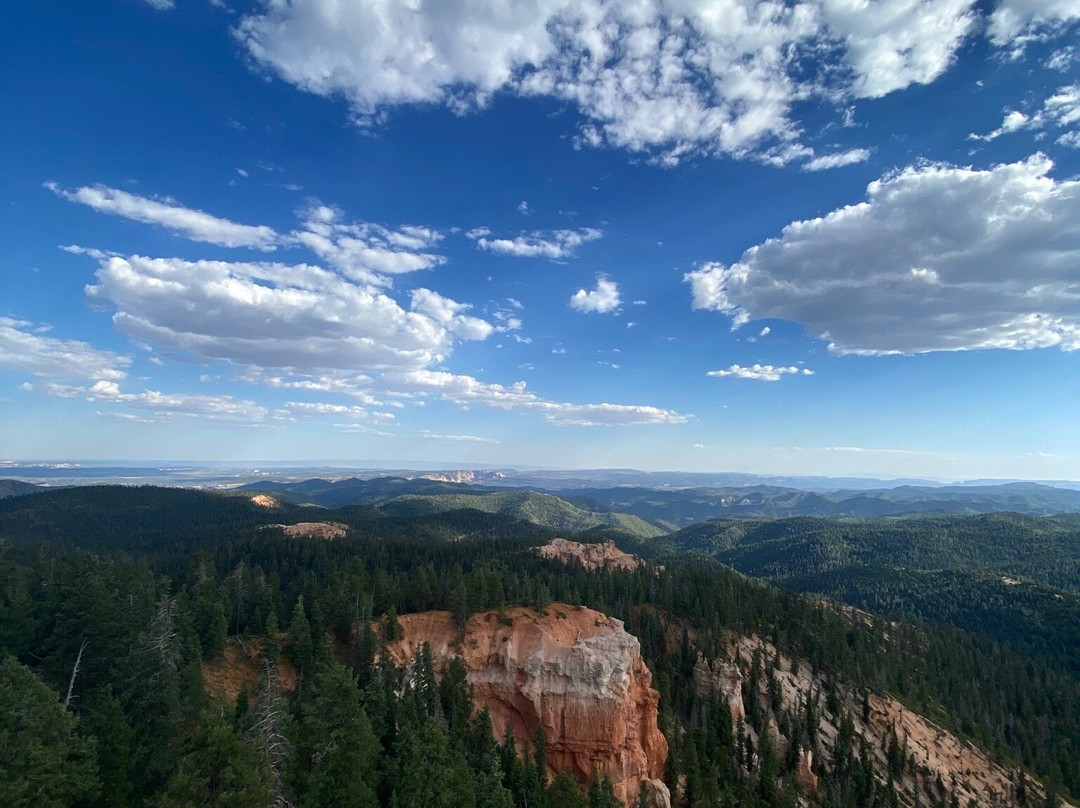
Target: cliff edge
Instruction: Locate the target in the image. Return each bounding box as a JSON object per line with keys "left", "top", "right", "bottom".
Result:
{"left": 381, "top": 604, "right": 669, "bottom": 807}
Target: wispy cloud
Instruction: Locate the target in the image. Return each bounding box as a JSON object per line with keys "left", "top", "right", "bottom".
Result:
{"left": 968, "top": 84, "right": 1080, "bottom": 143}
{"left": 803, "top": 149, "right": 870, "bottom": 172}
{"left": 468, "top": 226, "right": 602, "bottom": 259}
{"left": 707, "top": 364, "right": 813, "bottom": 381}
{"left": 0, "top": 317, "right": 129, "bottom": 381}
{"left": 46, "top": 183, "right": 280, "bottom": 250}
{"left": 418, "top": 430, "right": 500, "bottom": 444}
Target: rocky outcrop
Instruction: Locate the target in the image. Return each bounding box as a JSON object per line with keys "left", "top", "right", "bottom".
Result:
{"left": 381, "top": 605, "right": 668, "bottom": 807}
{"left": 419, "top": 470, "right": 482, "bottom": 484}
{"left": 537, "top": 538, "right": 645, "bottom": 573}
{"left": 692, "top": 654, "right": 745, "bottom": 722}
{"left": 727, "top": 633, "right": 1077, "bottom": 808}
{"left": 795, "top": 749, "right": 818, "bottom": 797}
{"left": 269, "top": 521, "right": 347, "bottom": 539}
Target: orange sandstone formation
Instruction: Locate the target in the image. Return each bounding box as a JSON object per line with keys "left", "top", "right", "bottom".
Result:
{"left": 381, "top": 605, "right": 669, "bottom": 808}
{"left": 537, "top": 538, "right": 645, "bottom": 572}
{"left": 269, "top": 521, "right": 347, "bottom": 539}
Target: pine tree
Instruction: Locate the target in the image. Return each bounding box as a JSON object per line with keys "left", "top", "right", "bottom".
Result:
{"left": 153, "top": 708, "right": 273, "bottom": 808}
{"left": 0, "top": 656, "right": 100, "bottom": 808}
{"left": 297, "top": 661, "right": 378, "bottom": 808}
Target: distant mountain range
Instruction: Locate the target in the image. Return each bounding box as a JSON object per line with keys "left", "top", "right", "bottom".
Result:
{"left": 237, "top": 477, "right": 664, "bottom": 540}
{"left": 234, "top": 476, "right": 1080, "bottom": 531}
{"left": 8, "top": 471, "right": 1080, "bottom": 535}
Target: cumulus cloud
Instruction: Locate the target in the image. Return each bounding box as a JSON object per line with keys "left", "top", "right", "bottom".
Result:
{"left": 686, "top": 154, "right": 1080, "bottom": 354}
{"left": 46, "top": 183, "right": 280, "bottom": 250}
{"left": 54, "top": 185, "right": 686, "bottom": 429}
{"left": 409, "top": 288, "right": 494, "bottom": 341}
{"left": 468, "top": 226, "right": 602, "bottom": 259}
{"left": 293, "top": 204, "right": 445, "bottom": 285}
{"left": 569, "top": 276, "right": 621, "bottom": 314}
{"left": 84, "top": 254, "right": 483, "bottom": 374}
{"left": 988, "top": 0, "right": 1080, "bottom": 49}
{"left": 235, "top": 0, "right": 1003, "bottom": 164}
{"left": 803, "top": 148, "right": 870, "bottom": 172}
{"left": 825, "top": 0, "right": 977, "bottom": 99}
{"left": 0, "top": 317, "right": 130, "bottom": 381}
{"left": 708, "top": 363, "right": 814, "bottom": 381}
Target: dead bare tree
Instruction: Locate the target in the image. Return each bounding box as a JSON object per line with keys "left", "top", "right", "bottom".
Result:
{"left": 247, "top": 658, "right": 293, "bottom": 808}
{"left": 63, "top": 638, "right": 89, "bottom": 710}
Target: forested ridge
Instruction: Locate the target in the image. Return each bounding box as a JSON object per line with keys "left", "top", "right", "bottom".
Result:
{"left": 0, "top": 486, "right": 1077, "bottom": 806}
{"left": 655, "top": 514, "right": 1080, "bottom": 674}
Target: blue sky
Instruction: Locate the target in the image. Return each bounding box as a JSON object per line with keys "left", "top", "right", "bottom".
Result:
{"left": 2, "top": 0, "right": 1080, "bottom": 479}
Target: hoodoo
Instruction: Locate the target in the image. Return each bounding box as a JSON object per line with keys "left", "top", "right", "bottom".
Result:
{"left": 381, "top": 605, "right": 669, "bottom": 807}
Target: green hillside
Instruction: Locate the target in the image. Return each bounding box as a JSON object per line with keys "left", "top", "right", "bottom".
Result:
{"left": 377, "top": 489, "right": 666, "bottom": 540}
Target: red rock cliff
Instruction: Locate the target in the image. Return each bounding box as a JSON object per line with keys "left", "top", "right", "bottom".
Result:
{"left": 537, "top": 538, "right": 645, "bottom": 572}
{"left": 382, "top": 605, "right": 669, "bottom": 807}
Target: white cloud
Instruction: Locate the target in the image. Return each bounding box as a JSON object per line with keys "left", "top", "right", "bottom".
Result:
{"left": 84, "top": 254, "right": 486, "bottom": 374}
{"left": 46, "top": 183, "right": 279, "bottom": 250}
{"left": 29, "top": 379, "right": 271, "bottom": 425}
{"left": 409, "top": 288, "right": 494, "bottom": 341}
{"left": 803, "top": 148, "right": 870, "bottom": 172}
{"left": 60, "top": 245, "right": 116, "bottom": 260}
{"left": 144, "top": 0, "right": 175, "bottom": 9}
{"left": 469, "top": 226, "right": 602, "bottom": 259}
{"left": 281, "top": 401, "right": 387, "bottom": 421}
{"left": 759, "top": 326, "right": 771, "bottom": 336}
{"left": 969, "top": 85, "right": 1080, "bottom": 142}
{"left": 988, "top": 0, "right": 1080, "bottom": 49}
{"left": 823, "top": 0, "right": 977, "bottom": 99}
{"left": 377, "top": 369, "right": 690, "bottom": 426}
{"left": 0, "top": 318, "right": 130, "bottom": 381}
{"left": 56, "top": 186, "right": 687, "bottom": 430}
{"left": 569, "top": 276, "right": 621, "bottom": 314}
{"left": 707, "top": 363, "right": 814, "bottom": 381}
{"left": 235, "top": 0, "right": 1000, "bottom": 165}
{"left": 1045, "top": 84, "right": 1080, "bottom": 127}
{"left": 687, "top": 154, "right": 1080, "bottom": 354}
{"left": 968, "top": 110, "right": 1032, "bottom": 142}
{"left": 1046, "top": 45, "right": 1079, "bottom": 71}
{"left": 418, "top": 430, "right": 500, "bottom": 443}
{"left": 293, "top": 204, "right": 445, "bottom": 285}
{"left": 518, "top": 200, "right": 532, "bottom": 215}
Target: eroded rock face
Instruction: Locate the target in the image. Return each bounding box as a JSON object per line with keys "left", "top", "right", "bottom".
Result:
{"left": 795, "top": 749, "right": 818, "bottom": 797}
{"left": 692, "top": 654, "right": 745, "bottom": 722}
{"left": 382, "top": 605, "right": 668, "bottom": 807}
{"left": 537, "top": 538, "right": 645, "bottom": 573}
{"left": 270, "top": 521, "right": 347, "bottom": 539}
